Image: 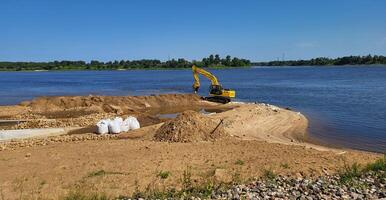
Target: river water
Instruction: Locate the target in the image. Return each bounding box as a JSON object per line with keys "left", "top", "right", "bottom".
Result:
{"left": 0, "top": 66, "right": 385, "bottom": 152}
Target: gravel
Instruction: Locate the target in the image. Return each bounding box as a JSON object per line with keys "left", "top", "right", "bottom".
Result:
{"left": 210, "top": 173, "right": 385, "bottom": 200}
{"left": 0, "top": 134, "right": 118, "bottom": 151}
{"left": 115, "top": 170, "right": 385, "bottom": 199}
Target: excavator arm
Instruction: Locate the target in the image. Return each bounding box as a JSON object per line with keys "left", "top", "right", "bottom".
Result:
{"left": 192, "top": 65, "right": 220, "bottom": 93}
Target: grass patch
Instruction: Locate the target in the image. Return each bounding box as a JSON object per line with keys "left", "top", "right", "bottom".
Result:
{"left": 231, "top": 171, "right": 243, "bottom": 184}
{"left": 181, "top": 166, "right": 193, "bottom": 191}
{"left": 124, "top": 166, "right": 233, "bottom": 199}
{"left": 135, "top": 180, "right": 226, "bottom": 199}
{"left": 62, "top": 191, "right": 108, "bottom": 200}
{"left": 235, "top": 159, "right": 244, "bottom": 165}
{"left": 339, "top": 162, "right": 362, "bottom": 185}
{"left": 86, "top": 170, "right": 129, "bottom": 178}
{"left": 280, "top": 163, "right": 289, "bottom": 169}
{"left": 158, "top": 171, "right": 171, "bottom": 179}
{"left": 366, "top": 154, "right": 386, "bottom": 172}
{"left": 338, "top": 155, "right": 385, "bottom": 187}
{"left": 262, "top": 169, "right": 277, "bottom": 180}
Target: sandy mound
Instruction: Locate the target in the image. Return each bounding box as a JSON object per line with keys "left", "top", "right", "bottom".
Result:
{"left": 22, "top": 94, "right": 205, "bottom": 113}
{"left": 154, "top": 111, "right": 227, "bottom": 142}
{"left": 213, "top": 103, "right": 308, "bottom": 144}
{"left": 0, "top": 94, "right": 211, "bottom": 130}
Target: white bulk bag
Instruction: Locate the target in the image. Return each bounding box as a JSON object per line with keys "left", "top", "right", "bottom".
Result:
{"left": 120, "top": 118, "right": 130, "bottom": 132}
{"left": 108, "top": 118, "right": 122, "bottom": 134}
{"left": 114, "top": 117, "right": 123, "bottom": 124}
{"left": 126, "top": 116, "right": 140, "bottom": 130}
{"left": 96, "top": 119, "right": 110, "bottom": 134}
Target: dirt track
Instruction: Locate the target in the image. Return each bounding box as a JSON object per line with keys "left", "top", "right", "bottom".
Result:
{"left": 0, "top": 94, "right": 381, "bottom": 198}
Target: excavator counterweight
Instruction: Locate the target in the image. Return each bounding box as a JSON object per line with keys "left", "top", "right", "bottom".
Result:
{"left": 192, "top": 65, "right": 235, "bottom": 104}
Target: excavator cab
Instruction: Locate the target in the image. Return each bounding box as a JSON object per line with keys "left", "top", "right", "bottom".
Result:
{"left": 192, "top": 65, "right": 236, "bottom": 104}
{"left": 209, "top": 85, "right": 223, "bottom": 95}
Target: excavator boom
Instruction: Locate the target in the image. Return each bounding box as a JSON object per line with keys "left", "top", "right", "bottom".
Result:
{"left": 192, "top": 65, "right": 219, "bottom": 91}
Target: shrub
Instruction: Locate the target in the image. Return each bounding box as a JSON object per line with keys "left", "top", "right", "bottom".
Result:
{"left": 366, "top": 154, "right": 386, "bottom": 172}
{"left": 158, "top": 171, "right": 171, "bottom": 179}
{"left": 339, "top": 162, "right": 362, "bottom": 185}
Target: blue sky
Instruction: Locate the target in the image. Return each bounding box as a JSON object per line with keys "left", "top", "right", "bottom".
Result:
{"left": 1, "top": 0, "right": 386, "bottom": 62}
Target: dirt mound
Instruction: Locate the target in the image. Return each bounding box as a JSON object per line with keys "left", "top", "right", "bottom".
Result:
{"left": 23, "top": 94, "right": 204, "bottom": 113}
{"left": 154, "top": 111, "right": 228, "bottom": 142}
{"left": 0, "top": 94, "right": 216, "bottom": 130}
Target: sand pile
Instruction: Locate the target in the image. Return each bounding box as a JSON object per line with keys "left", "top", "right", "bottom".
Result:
{"left": 0, "top": 94, "right": 214, "bottom": 130}
{"left": 22, "top": 94, "right": 204, "bottom": 113}
{"left": 154, "top": 111, "right": 227, "bottom": 142}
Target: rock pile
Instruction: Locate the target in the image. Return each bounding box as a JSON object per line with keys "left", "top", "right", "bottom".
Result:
{"left": 213, "top": 173, "right": 385, "bottom": 199}
{"left": 154, "top": 110, "right": 228, "bottom": 143}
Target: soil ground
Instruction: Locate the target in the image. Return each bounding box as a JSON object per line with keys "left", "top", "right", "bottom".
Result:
{"left": 0, "top": 94, "right": 382, "bottom": 199}
{"left": 0, "top": 139, "right": 379, "bottom": 199}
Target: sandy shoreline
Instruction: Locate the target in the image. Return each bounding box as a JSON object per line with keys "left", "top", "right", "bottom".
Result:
{"left": 0, "top": 94, "right": 382, "bottom": 198}
{"left": 0, "top": 94, "right": 326, "bottom": 150}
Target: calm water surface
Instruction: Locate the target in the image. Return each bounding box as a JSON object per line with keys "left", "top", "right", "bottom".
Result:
{"left": 0, "top": 66, "right": 385, "bottom": 152}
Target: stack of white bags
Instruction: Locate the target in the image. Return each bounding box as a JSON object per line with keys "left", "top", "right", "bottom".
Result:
{"left": 96, "top": 116, "right": 140, "bottom": 134}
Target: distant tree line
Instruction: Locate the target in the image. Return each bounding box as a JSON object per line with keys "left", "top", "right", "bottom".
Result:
{"left": 2, "top": 55, "right": 384, "bottom": 71}
{"left": 253, "top": 55, "right": 386, "bottom": 66}
{"left": 199, "top": 54, "right": 251, "bottom": 67}
{"left": 0, "top": 54, "right": 251, "bottom": 71}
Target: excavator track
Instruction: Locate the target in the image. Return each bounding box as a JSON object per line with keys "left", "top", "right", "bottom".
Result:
{"left": 202, "top": 96, "right": 230, "bottom": 104}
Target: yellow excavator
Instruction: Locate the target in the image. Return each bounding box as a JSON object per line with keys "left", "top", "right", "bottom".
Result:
{"left": 192, "top": 65, "right": 235, "bottom": 104}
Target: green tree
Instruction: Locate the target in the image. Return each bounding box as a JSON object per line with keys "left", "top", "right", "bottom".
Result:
{"left": 214, "top": 54, "right": 221, "bottom": 65}
{"left": 224, "top": 55, "right": 232, "bottom": 66}
{"left": 208, "top": 54, "right": 214, "bottom": 65}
